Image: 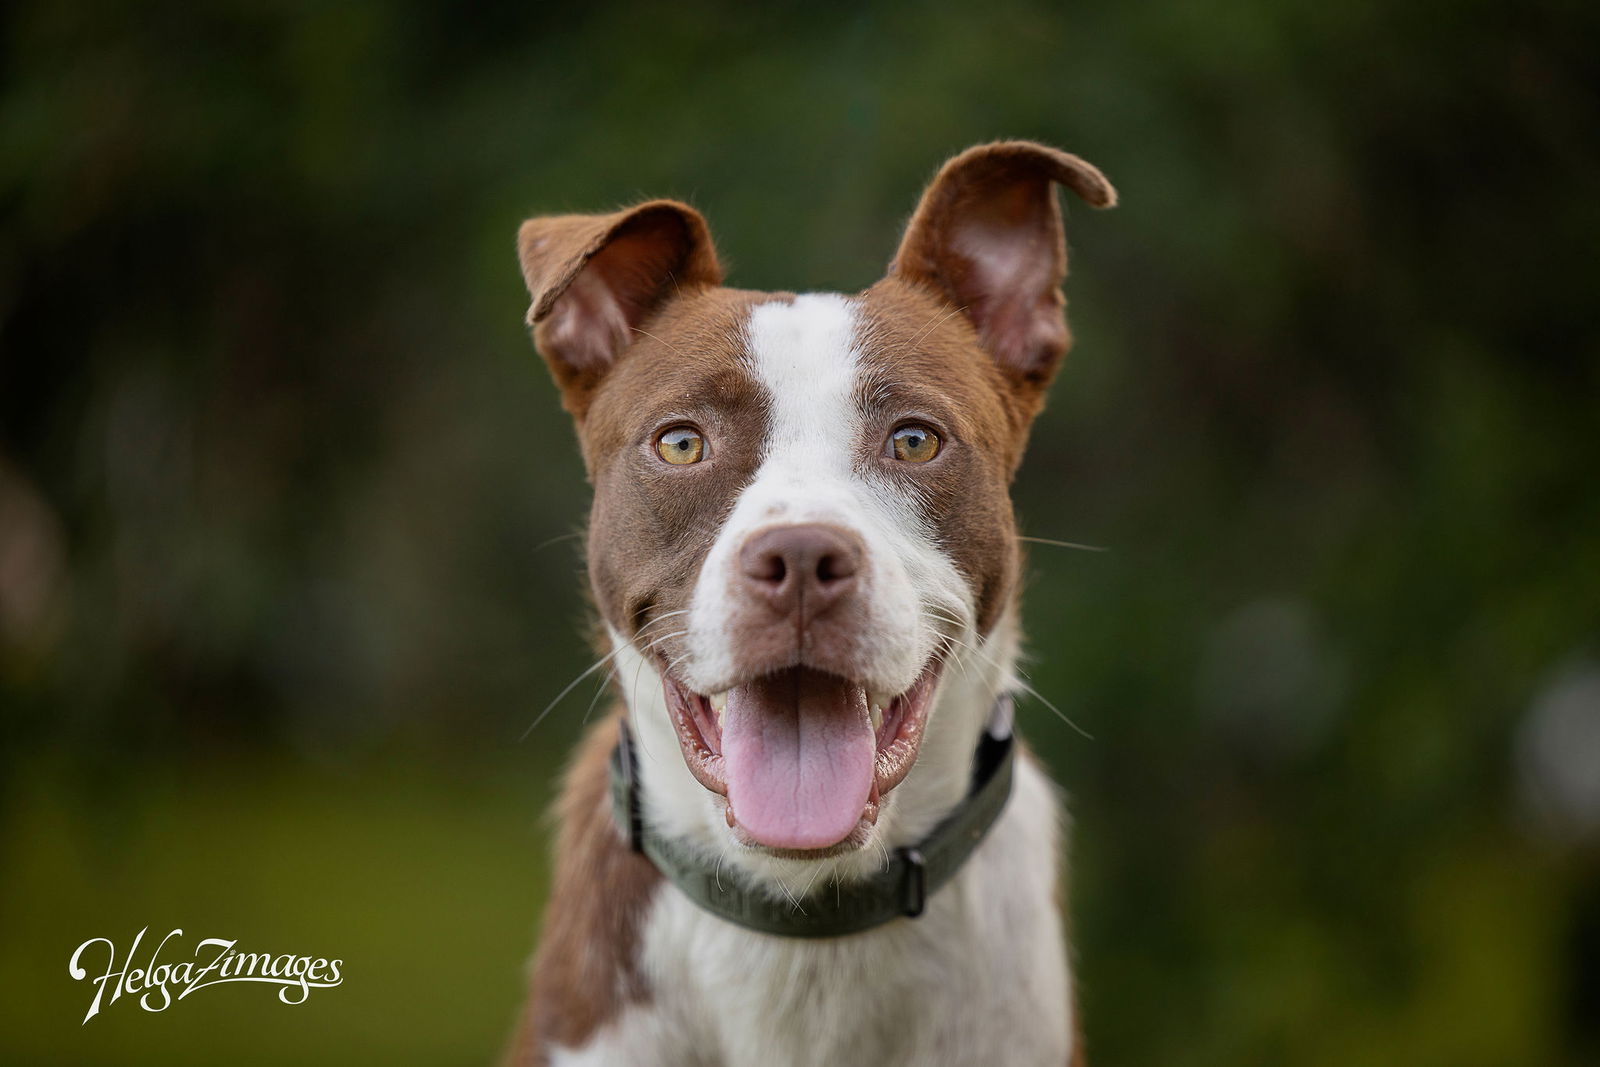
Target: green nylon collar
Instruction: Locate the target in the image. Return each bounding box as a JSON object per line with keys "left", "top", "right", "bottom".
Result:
{"left": 608, "top": 698, "right": 1016, "bottom": 939}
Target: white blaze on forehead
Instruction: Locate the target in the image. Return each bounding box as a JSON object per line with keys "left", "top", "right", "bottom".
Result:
{"left": 678, "top": 293, "right": 971, "bottom": 697}
{"left": 746, "top": 293, "right": 863, "bottom": 483}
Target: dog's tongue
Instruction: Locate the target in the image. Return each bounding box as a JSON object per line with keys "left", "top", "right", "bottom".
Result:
{"left": 721, "top": 669, "right": 875, "bottom": 850}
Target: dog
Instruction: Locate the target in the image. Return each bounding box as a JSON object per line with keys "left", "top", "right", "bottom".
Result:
{"left": 506, "top": 141, "right": 1116, "bottom": 1067}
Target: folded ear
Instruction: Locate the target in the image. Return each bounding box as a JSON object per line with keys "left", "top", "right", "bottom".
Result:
{"left": 517, "top": 200, "right": 722, "bottom": 414}
{"left": 889, "top": 141, "right": 1116, "bottom": 390}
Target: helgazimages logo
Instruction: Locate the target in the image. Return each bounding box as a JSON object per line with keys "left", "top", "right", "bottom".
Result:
{"left": 68, "top": 927, "right": 343, "bottom": 1024}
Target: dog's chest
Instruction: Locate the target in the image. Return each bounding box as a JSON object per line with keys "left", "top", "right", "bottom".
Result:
{"left": 552, "top": 758, "right": 1073, "bottom": 1067}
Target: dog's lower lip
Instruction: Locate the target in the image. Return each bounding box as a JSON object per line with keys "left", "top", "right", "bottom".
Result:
{"left": 657, "top": 659, "right": 942, "bottom": 832}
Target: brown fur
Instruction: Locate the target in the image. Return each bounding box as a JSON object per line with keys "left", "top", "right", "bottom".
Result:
{"left": 506, "top": 712, "right": 660, "bottom": 1065}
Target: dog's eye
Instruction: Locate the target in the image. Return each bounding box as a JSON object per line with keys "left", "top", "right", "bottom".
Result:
{"left": 656, "top": 426, "right": 707, "bottom": 465}
{"left": 890, "top": 423, "right": 941, "bottom": 463}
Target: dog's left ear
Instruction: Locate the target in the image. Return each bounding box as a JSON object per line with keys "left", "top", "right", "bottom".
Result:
{"left": 518, "top": 200, "right": 722, "bottom": 417}
{"left": 890, "top": 141, "right": 1116, "bottom": 392}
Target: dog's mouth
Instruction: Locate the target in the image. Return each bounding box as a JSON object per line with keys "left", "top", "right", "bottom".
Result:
{"left": 659, "top": 659, "right": 942, "bottom": 853}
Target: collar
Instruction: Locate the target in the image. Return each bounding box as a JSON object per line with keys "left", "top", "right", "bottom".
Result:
{"left": 609, "top": 696, "right": 1016, "bottom": 939}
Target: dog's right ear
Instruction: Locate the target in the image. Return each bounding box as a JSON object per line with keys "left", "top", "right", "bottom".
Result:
{"left": 518, "top": 200, "right": 722, "bottom": 417}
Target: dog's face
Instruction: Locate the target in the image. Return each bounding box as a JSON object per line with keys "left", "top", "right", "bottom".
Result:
{"left": 519, "top": 142, "right": 1114, "bottom": 868}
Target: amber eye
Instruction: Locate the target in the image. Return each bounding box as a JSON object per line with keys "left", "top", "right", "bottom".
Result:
{"left": 890, "top": 423, "right": 941, "bottom": 463}
{"left": 656, "top": 426, "right": 706, "bottom": 465}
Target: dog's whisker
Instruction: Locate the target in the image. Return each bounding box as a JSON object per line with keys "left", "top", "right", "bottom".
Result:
{"left": 632, "top": 616, "right": 692, "bottom": 657}
{"left": 935, "top": 628, "right": 1094, "bottom": 741}
{"left": 532, "top": 529, "right": 585, "bottom": 553}
{"left": 627, "top": 653, "right": 655, "bottom": 761}
{"left": 581, "top": 667, "right": 618, "bottom": 725}
{"left": 629, "top": 326, "right": 690, "bottom": 359}
{"left": 919, "top": 612, "right": 981, "bottom": 685}
{"left": 776, "top": 874, "right": 806, "bottom": 916}
{"left": 636, "top": 609, "right": 692, "bottom": 636}
{"left": 924, "top": 626, "right": 965, "bottom": 668}
{"left": 1017, "top": 535, "right": 1109, "bottom": 553}
{"left": 639, "top": 630, "right": 689, "bottom": 656}
{"left": 940, "top": 640, "right": 975, "bottom": 682}
{"left": 522, "top": 646, "right": 626, "bottom": 740}
{"left": 905, "top": 303, "right": 968, "bottom": 351}
{"left": 799, "top": 861, "right": 827, "bottom": 901}
{"left": 919, "top": 609, "right": 973, "bottom": 647}
{"left": 534, "top": 620, "right": 684, "bottom": 748}
{"left": 933, "top": 630, "right": 1002, "bottom": 675}
{"left": 920, "top": 606, "right": 967, "bottom": 632}
{"left": 1013, "top": 679, "right": 1094, "bottom": 741}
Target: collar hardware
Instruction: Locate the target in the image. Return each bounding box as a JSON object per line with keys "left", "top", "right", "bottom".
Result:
{"left": 616, "top": 716, "right": 644, "bottom": 853}
{"left": 899, "top": 848, "right": 927, "bottom": 918}
{"left": 608, "top": 696, "right": 1016, "bottom": 939}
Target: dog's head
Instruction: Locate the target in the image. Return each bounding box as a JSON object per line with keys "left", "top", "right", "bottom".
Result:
{"left": 519, "top": 142, "right": 1114, "bottom": 878}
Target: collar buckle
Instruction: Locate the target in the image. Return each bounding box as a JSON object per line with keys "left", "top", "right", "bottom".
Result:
{"left": 899, "top": 847, "right": 927, "bottom": 918}
{"left": 616, "top": 718, "right": 644, "bottom": 853}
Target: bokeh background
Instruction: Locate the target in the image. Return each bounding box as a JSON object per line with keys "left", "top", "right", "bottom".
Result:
{"left": 3, "top": 1, "right": 1598, "bottom": 1063}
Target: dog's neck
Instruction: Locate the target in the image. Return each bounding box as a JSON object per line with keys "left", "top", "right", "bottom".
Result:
{"left": 608, "top": 609, "right": 1022, "bottom": 895}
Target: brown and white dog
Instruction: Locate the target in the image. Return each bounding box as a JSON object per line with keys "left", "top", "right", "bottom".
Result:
{"left": 506, "top": 141, "right": 1116, "bottom": 1067}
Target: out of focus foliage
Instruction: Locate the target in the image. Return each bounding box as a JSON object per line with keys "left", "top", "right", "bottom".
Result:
{"left": 2, "top": 1, "right": 1597, "bottom": 1064}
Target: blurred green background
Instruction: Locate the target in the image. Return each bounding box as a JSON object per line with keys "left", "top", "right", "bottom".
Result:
{"left": 3, "top": 1, "right": 1598, "bottom": 1063}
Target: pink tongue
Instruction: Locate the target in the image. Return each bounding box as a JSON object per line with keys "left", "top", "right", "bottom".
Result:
{"left": 720, "top": 669, "right": 875, "bottom": 850}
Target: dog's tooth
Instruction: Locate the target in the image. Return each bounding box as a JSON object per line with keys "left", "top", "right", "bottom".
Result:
{"left": 870, "top": 704, "right": 884, "bottom": 732}
{"left": 709, "top": 691, "right": 727, "bottom": 715}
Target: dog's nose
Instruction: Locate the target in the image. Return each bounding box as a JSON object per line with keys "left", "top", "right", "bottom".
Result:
{"left": 739, "top": 524, "right": 863, "bottom": 618}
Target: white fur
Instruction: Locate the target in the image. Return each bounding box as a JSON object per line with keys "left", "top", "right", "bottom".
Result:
{"left": 554, "top": 293, "right": 1074, "bottom": 1064}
